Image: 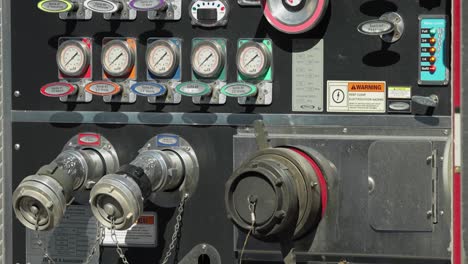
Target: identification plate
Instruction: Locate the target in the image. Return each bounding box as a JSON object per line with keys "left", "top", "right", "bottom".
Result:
{"left": 327, "top": 81, "right": 386, "bottom": 113}
{"left": 131, "top": 82, "right": 167, "bottom": 97}
{"left": 388, "top": 86, "right": 411, "bottom": 99}
{"left": 84, "top": 0, "right": 119, "bottom": 13}
{"left": 26, "top": 206, "right": 99, "bottom": 264}
{"left": 176, "top": 82, "right": 211, "bottom": 97}
{"left": 156, "top": 134, "right": 180, "bottom": 147}
{"left": 102, "top": 213, "right": 157, "bottom": 247}
{"left": 292, "top": 39, "right": 324, "bottom": 112}
{"left": 357, "top": 20, "right": 395, "bottom": 35}
{"left": 38, "top": 0, "right": 73, "bottom": 13}
{"left": 78, "top": 133, "right": 101, "bottom": 146}
{"left": 221, "top": 83, "right": 257, "bottom": 97}
{"left": 85, "top": 81, "right": 121, "bottom": 96}
{"left": 40, "top": 82, "right": 76, "bottom": 97}
{"left": 129, "top": 0, "right": 164, "bottom": 10}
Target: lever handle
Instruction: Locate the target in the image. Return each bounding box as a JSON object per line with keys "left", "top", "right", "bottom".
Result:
{"left": 412, "top": 94, "right": 439, "bottom": 107}
{"left": 175, "top": 81, "right": 212, "bottom": 97}
{"left": 38, "top": 0, "right": 77, "bottom": 13}
{"left": 40, "top": 82, "right": 77, "bottom": 97}
{"left": 85, "top": 81, "right": 121, "bottom": 96}
{"left": 220, "top": 82, "right": 258, "bottom": 98}
{"left": 131, "top": 82, "right": 167, "bottom": 97}
{"left": 128, "top": 0, "right": 167, "bottom": 11}
{"left": 357, "top": 12, "right": 405, "bottom": 43}
{"left": 84, "top": 0, "right": 122, "bottom": 13}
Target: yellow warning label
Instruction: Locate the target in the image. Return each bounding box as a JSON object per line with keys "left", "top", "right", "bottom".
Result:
{"left": 348, "top": 82, "right": 385, "bottom": 92}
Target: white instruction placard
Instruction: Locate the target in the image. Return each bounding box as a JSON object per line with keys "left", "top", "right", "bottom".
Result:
{"left": 327, "top": 81, "right": 386, "bottom": 113}
{"left": 102, "top": 213, "right": 157, "bottom": 247}
{"left": 26, "top": 205, "right": 99, "bottom": 264}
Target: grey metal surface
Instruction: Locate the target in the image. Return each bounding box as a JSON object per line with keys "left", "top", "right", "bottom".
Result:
{"left": 1, "top": 0, "right": 10, "bottom": 262}
{"left": 233, "top": 127, "right": 451, "bottom": 261}
{"left": 11, "top": 111, "right": 451, "bottom": 128}
{"left": 368, "top": 141, "right": 432, "bottom": 232}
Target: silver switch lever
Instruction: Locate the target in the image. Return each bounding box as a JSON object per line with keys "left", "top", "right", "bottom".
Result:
{"left": 412, "top": 94, "right": 439, "bottom": 107}
{"left": 357, "top": 12, "right": 405, "bottom": 43}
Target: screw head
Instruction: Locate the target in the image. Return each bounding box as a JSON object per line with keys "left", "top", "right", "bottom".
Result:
{"left": 14, "top": 91, "right": 21, "bottom": 97}
{"left": 14, "top": 144, "right": 21, "bottom": 150}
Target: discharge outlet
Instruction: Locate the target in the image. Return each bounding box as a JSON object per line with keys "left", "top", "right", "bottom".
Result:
{"left": 225, "top": 146, "right": 333, "bottom": 240}
{"left": 12, "top": 134, "right": 119, "bottom": 231}
{"left": 89, "top": 134, "right": 199, "bottom": 230}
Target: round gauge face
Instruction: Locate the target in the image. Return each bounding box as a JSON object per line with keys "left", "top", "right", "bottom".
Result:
{"left": 57, "top": 41, "right": 89, "bottom": 77}
{"left": 192, "top": 42, "right": 224, "bottom": 78}
{"left": 102, "top": 41, "right": 134, "bottom": 77}
{"left": 237, "top": 42, "right": 270, "bottom": 78}
{"left": 146, "top": 41, "right": 178, "bottom": 78}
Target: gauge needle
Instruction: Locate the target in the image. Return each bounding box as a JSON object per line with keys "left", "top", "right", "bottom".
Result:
{"left": 65, "top": 52, "right": 78, "bottom": 66}
{"left": 245, "top": 54, "right": 258, "bottom": 66}
{"left": 199, "top": 53, "right": 213, "bottom": 67}
{"left": 109, "top": 53, "right": 123, "bottom": 66}
{"left": 154, "top": 52, "right": 168, "bottom": 67}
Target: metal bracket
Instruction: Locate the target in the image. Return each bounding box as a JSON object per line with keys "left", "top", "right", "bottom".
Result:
{"left": 192, "top": 81, "right": 227, "bottom": 105}
{"left": 253, "top": 120, "right": 271, "bottom": 150}
{"left": 59, "top": 0, "right": 92, "bottom": 20}
{"left": 103, "top": 80, "right": 137, "bottom": 103}
{"left": 148, "top": 81, "right": 182, "bottom": 104}
{"left": 428, "top": 149, "right": 439, "bottom": 224}
{"left": 104, "top": 0, "right": 137, "bottom": 20}
{"left": 178, "top": 244, "right": 222, "bottom": 264}
{"left": 59, "top": 80, "right": 92, "bottom": 103}
{"left": 238, "top": 82, "right": 273, "bottom": 106}
{"left": 148, "top": 0, "right": 182, "bottom": 20}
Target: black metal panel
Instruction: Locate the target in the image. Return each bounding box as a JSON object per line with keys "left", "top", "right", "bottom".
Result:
{"left": 11, "top": 123, "right": 236, "bottom": 264}
{"left": 11, "top": 0, "right": 451, "bottom": 115}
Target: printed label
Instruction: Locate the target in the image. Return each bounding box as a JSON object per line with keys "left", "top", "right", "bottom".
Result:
{"left": 327, "top": 81, "right": 386, "bottom": 113}
{"left": 156, "top": 134, "right": 180, "bottom": 147}
{"left": 221, "top": 83, "right": 257, "bottom": 97}
{"left": 78, "top": 133, "right": 101, "bottom": 146}
{"left": 388, "top": 86, "right": 411, "bottom": 99}
{"left": 357, "top": 20, "right": 394, "bottom": 35}
{"left": 131, "top": 82, "right": 167, "bottom": 97}
{"left": 38, "top": 0, "right": 73, "bottom": 13}
{"left": 26, "top": 206, "right": 99, "bottom": 264}
{"left": 84, "top": 0, "right": 119, "bottom": 13}
{"left": 40, "top": 82, "right": 76, "bottom": 97}
{"left": 292, "top": 39, "right": 324, "bottom": 112}
{"left": 85, "top": 81, "right": 121, "bottom": 96}
{"left": 102, "top": 213, "right": 157, "bottom": 247}
{"left": 176, "top": 82, "right": 211, "bottom": 97}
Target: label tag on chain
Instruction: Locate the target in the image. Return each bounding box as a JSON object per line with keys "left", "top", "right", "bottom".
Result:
{"left": 102, "top": 213, "right": 157, "bottom": 247}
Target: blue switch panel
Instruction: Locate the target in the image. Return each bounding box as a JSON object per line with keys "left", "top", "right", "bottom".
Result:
{"left": 418, "top": 15, "right": 449, "bottom": 86}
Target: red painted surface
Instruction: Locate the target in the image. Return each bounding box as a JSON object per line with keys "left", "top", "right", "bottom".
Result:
{"left": 452, "top": 0, "right": 462, "bottom": 263}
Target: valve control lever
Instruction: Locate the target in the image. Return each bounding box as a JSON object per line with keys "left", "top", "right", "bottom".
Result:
{"left": 358, "top": 12, "right": 405, "bottom": 43}
{"left": 412, "top": 94, "right": 439, "bottom": 108}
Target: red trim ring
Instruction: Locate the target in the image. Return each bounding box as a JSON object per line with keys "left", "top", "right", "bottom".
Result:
{"left": 289, "top": 148, "right": 328, "bottom": 218}
{"left": 261, "top": 0, "right": 326, "bottom": 34}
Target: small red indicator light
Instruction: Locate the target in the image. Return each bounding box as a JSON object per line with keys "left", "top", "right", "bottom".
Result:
{"left": 429, "top": 65, "right": 437, "bottom": 72}
{"left": 221, "top": 6, "right": 225, "bottom": 11}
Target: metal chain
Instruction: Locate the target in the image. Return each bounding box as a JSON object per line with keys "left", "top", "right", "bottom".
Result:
{"left": 160, "top": 193, "right": 189, "bottom": 264}
{"left": 84, "top": 221, "right": 106, "bottom": 264}
{"left": 34, "top": 216, "right": 56, "bottom": 264}
{"left": 110, "top": 218, "right": 130, "bottom": 264}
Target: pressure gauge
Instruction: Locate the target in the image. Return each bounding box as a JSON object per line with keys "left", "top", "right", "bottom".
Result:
{"left": 191, "top": 40, "right": 224, "bottom": 78}
{"left": 102, "top": 40, "right": 135, "bottom": 77}
{"left": 57, "top": 40, "right": 90, "bottom": 77}
{"left": 236, "top": 42, "right": 271, "bottom": 79}
{"left": 146, "top": 40, "right": 179, "bottom": 78}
